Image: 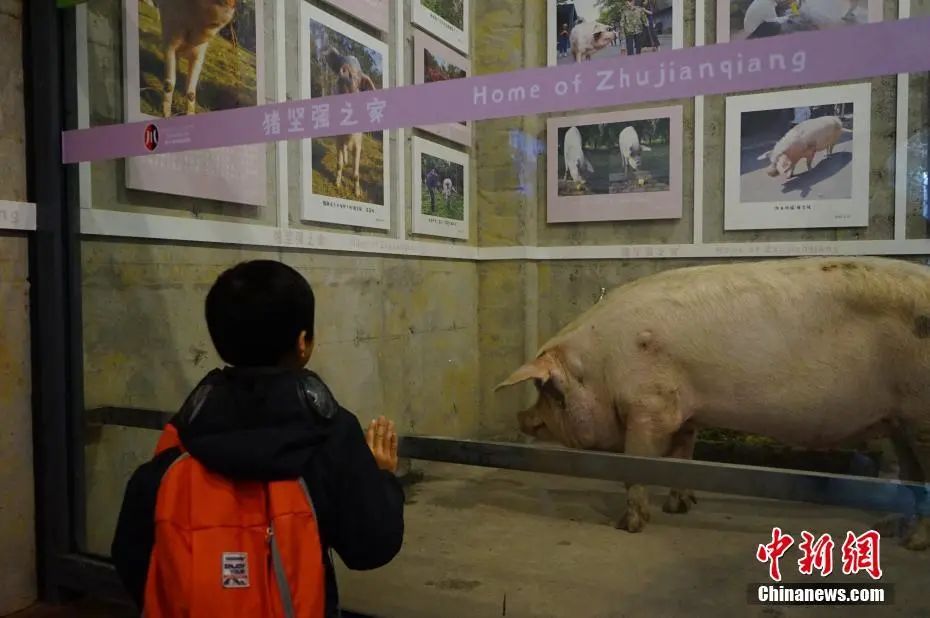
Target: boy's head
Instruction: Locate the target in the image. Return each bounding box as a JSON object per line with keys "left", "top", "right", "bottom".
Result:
{"left": 206, "top": 260, "right": 316, "bottom": 368}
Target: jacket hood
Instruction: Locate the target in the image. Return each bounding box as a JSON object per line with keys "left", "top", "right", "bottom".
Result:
{"left": 172, "top": 367, "right": 339, "bottom": 481}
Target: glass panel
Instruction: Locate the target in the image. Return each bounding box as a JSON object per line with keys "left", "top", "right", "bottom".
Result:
{"left": 71, "top": 0, "right": 930, "bottom": 615}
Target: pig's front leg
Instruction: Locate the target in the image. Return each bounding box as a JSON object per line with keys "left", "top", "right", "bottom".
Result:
{"left": 615, "top": 400, "right": 677, "bottom": 533}
{"left": 663, "top": 426, "right": 698, "bottom": 514}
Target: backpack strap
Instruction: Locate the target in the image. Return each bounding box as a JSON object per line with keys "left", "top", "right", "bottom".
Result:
{"left": 154, "top": 423, "right": 183, "bottom": 456}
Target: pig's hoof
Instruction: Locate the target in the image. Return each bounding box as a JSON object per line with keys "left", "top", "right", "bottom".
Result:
{"left": 615, "top": 508, "right": 649, "bottom": 533}
{"left": 872, "top": 515, "right": 906, "bottom": 538}
{"left": 663, "top": 490, "right": 697, "bottom": 514}
{"left": 903, "top": 520, "right": 930, "bottom": 551}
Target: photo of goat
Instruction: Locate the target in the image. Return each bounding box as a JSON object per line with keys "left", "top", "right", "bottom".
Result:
{"left": 719, "top": 0, "right": 881, "bottom": 43}
{"left": 308, "top": 17, "right": 386, "bottom": 206}
{"left": 739, "top": 103, "right": 855, "bottom": 203}
{"left": 137, "top": 0, "right": 259, "bottom": 117}
{"left": 556, "top": 119, "right": 671, "bottom": 197}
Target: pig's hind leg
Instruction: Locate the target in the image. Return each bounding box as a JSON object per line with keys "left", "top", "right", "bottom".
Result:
{"left": 663, "top": 426, "right": 699, "bottom": 514}
{"left": 876, "top": 419, "right": 930, "bottom": 550}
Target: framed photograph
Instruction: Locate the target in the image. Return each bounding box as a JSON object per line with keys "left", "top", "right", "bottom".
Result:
{"left": 411, "top": 137, "right": 470, "bottom": 240}
{"left": 717, "top": 0, "right": 882, "bottom": 44}
{"left": 299, "top": 5, "right": 391, "bottom": 230}
{"left": 413, "top": 31, "right": 471, "bottom": 146}
{"left": 724, "top": 83, "right": 872, "bottom": 231}
{"left": 548, "top": 0, "right": 684, "bottom": 67}
{"left": 122, "top": 0, "right": 267, "bottom": 206}
{"left": 412, "top": 0, "right": 470, "bottom": 55}
{"left": 319, "top": 0, "right": 390, "bottom": 32}
{"left": 546, "top": 106, "right": 684, "bottom": 223}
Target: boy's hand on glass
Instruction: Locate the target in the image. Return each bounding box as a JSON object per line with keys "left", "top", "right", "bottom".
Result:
{"left": 366, "top": 416, "right": 398, "bottom": 474}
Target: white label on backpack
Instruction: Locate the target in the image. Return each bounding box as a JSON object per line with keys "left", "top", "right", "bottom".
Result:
{"left": 222, "top": 552, "right": 250, "bottom": 589}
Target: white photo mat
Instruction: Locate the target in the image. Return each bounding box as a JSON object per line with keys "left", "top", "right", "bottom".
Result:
{"left": 298, "top": 4, "right": 392, "bottom": 231}
{"left": 716, "top": 0, "right": 884, "bottom": 44}
{"left": 413, "top": 31, "right": 471, "bottom": 146}
{"left": 318, "top": 0, "right": 390, "bottom": 33}
{"left": 724, "top": 83, "right": 872, "bottom": 231}
{"left": 412, "top": 0, "right": 470, "bottom": 56}
{"left": 547, "top": 0, "right": 685, "bottom": 67}
{"left": 122, "top": 0, "right": 268, "bottom": 207}
{"left": 411, "top": 137, "right": 470, "bottom": 240}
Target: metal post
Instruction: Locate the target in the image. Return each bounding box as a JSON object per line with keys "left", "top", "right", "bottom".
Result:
{"left": 25, "top": 0, "right": 84, "bottom": 601}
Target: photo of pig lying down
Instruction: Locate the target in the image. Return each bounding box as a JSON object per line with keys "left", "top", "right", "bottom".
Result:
{"left": 559, "top": 119, "right": 671, "bottom": 196}
{"left": 740, "top": 104, "right": 854, "bottom": 203}
{"left": 497, "top": 257, "right": 930, "bottom": 550}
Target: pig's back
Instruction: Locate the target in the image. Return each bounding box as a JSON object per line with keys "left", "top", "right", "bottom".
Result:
{"left": 547, "top": 257, "right": 930, "bottom": 444}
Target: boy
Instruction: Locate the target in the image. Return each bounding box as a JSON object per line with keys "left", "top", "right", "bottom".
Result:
{"left": 112, "top": 260, "right": 405, "bottom": 617}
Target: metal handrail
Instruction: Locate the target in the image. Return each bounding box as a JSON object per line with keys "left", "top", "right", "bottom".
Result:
{"left": 85, "top": 406, "right": 929, "bottom": 516}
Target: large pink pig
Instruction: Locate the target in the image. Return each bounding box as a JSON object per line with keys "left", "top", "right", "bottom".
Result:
{"left": 497, "top": 257, "right": 930, "bottom": 550}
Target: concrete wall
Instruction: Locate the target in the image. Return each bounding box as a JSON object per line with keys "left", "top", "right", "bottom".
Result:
{"left": 0, "top": 0, "right": 36, "bottom": 613}
{"left": 82, "top": 243, "right": 481, "bottom": 554}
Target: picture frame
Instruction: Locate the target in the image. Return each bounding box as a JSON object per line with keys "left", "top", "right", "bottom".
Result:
{"left": 298, "top": 4, "right": 392, "bottom": 231}
{"left": 122, "top": 0, "right": 267, "bottom": 207}
{"left": 413, "top": 31, "right": 472, "bottom": 146}
{"left": 411, "top": 137, "right": 470, "bottom": 240}
{"left": 716, "top": 0, "right": 883, "bottom": 44}
{"left": 548, "top": 0, "right": 685, "bottom": 67}
{"left": 318, "top": 0, "right": 390, "bottom": 33}
{"left": 412, "top": 0, "right": 470, "bottom": 56}
{"left": 546, "top": 106, "right": 684, "bottom": 223}
{"left": 724, "top": 83, "right": 872, "bottom": 231}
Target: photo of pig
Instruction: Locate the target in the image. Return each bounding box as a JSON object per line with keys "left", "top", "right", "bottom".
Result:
{"left": 420, "top": 153, "right": 465, "bottom": 221}
{"left": 412, "top": 137, "right": 470, "bottom": 239}
{"left": 136, "top": 0, "right": 260, "bottom": 117}
{"left": 307, "top": 15, "right": 386, "bottom": 206}
{"left": 549, "top": 0, "right": 681, "bottom": 66}
{"left": 300, "top": 6, "right": 390, "bottom": 230}
{"left": 724, "top": 83, "right": 871, "bottom": 230}
{"left": 413, "top": 0, "right": 470, "bottom": 53}
{"left": 413, "top": 32, "right": 472, "bottom": 146}
{"left": 424, "top": 47, "right": 467, "bottom": 126}
{"left": 496, "top": 256, "right": 930, "bottom": 551}
{"left": 718, "top": 0, "right": 882, "bottom": 43}
{"left": 739, "top": 103, "right": 854, "bottom": 203}
{"left": 556, "top": 119, "right": 671, "bottom": 197}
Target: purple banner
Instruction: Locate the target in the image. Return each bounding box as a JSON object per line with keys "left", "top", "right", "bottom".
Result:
{"left": 62, "top": 17, "right": 930, "bottom": 164}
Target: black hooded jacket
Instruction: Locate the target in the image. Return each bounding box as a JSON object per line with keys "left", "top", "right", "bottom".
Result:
{"left": 111, "top": 367, "right": 405, "bottom": 618}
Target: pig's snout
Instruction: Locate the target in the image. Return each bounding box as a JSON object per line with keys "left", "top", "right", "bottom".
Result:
{"left": 766, "top": 163, "right": 780, "bottom": 177}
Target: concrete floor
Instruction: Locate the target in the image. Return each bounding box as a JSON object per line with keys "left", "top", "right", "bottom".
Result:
{"left": 335, "top": 462, "right": 930, "bottom": 618}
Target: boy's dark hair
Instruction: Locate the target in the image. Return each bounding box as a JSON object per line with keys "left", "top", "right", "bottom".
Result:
{"left": 205, "top": 260, "right": 315, "bottom": 367}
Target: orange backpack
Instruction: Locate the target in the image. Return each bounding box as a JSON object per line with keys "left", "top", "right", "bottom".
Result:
{"left": 143, "top": 424, "right": 326, "bottom": 618}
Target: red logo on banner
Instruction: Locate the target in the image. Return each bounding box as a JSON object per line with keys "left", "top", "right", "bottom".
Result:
{"left": 144, "top": 124, "right": 159, "bottom": 152}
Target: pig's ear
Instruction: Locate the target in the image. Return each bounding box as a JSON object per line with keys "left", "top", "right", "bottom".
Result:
{"left": 495, "top": 355, "right": 555, "bottom": 391}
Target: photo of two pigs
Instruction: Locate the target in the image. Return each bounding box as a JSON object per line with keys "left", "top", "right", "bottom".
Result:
{"left": 740, "top": 103, "right": 855, "bottom": 203}
{"left": 557, "top": 119, "right": 672, "bottom": 197}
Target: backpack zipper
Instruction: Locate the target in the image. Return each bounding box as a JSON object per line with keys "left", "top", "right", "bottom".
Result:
{"left": 268, "top": 524, "right": 297, "bottom": 618}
